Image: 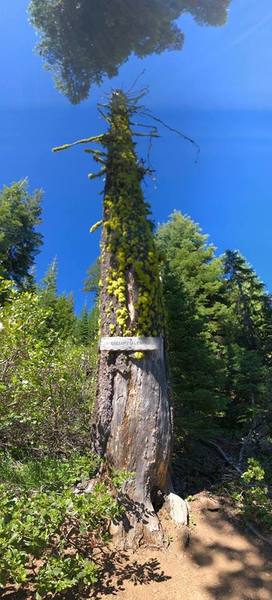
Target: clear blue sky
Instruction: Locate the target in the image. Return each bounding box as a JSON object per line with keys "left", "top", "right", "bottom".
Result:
{"left": 1, "top": 1, "right": 272, "bottom": 311}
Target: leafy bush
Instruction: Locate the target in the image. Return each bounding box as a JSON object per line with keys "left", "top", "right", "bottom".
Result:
{"left": 229, "top": 458, "right": 272, "bottom": 529}
{"left": 0, "top": 280, "right": 125, "bottom": 597}
{"left": 0, "top": 452, "right": 124, "bottom": 598}
{"left": 0, "top": 281, "right": 97, "bottom": 454}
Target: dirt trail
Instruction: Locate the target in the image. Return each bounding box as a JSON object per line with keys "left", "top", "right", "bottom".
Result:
{"left": 91, "top": 494, "right": 272, "bottom": 600}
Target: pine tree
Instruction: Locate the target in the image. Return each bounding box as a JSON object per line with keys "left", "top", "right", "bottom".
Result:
{"left": 222, "top": 250, "right": 272, "bottom": 436}
{"left": 156, "top": 217, "right": 272, "bottom": 454}
{"left": 88, "top": 303, "right": 99, "bottom": 340}
{"left": 156, "top": 211, "right": 228, "bottom": 440}
{"left": 77, "top": 305, "right": 90, "bottom": 345}
{"left": 41, "top": 257, "right": 58, "bottom": 298}
{"left": 82, "top": 259, "right": 100, "bottom": 343}
{"left": 40, "top": 260, "right": 76, "bottom": 339}
{"left": 0, "top": 180, "right": 43, "bottom": 288}
{"left": 84, "top": 259, "right": 100, "bottom": 296}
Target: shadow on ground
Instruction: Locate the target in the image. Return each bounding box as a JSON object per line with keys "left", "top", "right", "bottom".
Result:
{"left": 89, "top": 552, "right": 171, "bottom": 598}
{"left": 188, "top": 502, "right": 272, "bottom": 600}
{"left": 0, "top": 554, "right": 170, "bottom": 600}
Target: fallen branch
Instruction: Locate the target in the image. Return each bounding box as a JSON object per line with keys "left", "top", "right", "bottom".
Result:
{"left": 200, "top": 439, "right": 242, "bottom": 475}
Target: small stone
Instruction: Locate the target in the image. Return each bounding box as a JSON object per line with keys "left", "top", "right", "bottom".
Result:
{"left": 165, "top": 493, "right": 189, "bottom": 525}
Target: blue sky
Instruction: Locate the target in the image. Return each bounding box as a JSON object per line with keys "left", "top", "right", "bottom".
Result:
{"left": 0, "top": 1, "right": 272, "bottom": 311}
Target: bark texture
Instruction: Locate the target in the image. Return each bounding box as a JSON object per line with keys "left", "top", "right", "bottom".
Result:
{"left": 92, "top": 348, "right": 172, "bottom": 546}
{"left": 90, "top": 91, "right": 172, "bottom": 547}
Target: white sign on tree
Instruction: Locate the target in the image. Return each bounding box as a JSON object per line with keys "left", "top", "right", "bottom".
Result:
{"left": 100, "top": 336, "right": 162, "bottom": 352}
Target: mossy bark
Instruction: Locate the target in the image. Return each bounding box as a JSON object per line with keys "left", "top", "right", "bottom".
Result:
{"left": 91, "top": 91, "right": 172, "bottom": 548}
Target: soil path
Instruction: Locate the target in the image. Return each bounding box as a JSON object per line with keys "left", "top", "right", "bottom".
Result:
{"left": 91, "top": 494, "right": 272, "bottom": 600}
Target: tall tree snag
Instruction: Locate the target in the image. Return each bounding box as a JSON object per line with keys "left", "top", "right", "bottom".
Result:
{"left": 53, "top": 91, "right": 174, "bottom": 548}
{"left": 93, "top": 91, "right": 172, "bottom": 547}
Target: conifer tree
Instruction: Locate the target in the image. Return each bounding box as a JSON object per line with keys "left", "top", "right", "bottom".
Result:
{"left": 29, "top": 0, "right": 231, "bottom": 103}
{"left": 222, "top": 250, "right": 272, "bottom": 437}
{"left": 84, "top": 259, "right": 100, "bottom": 297}
{"left": 41, "top": 257, "right": 58, "bottom": 298}
{"left": 40, "top": 259, "right": 76, "bottom": 338}
{"left": 82, "top": 259, "right": 100, "bottom": 342}
{"left": 0, "top": 180, "right": 43, "bottom": 288}
{"left": 77, "top": 305, "right": 90, "bottom": 345}
{"left": 156, "top": 211, "right": 227, "bottom": 439}
{"left": 88, "top": 303, "right": 99, "bottom": 341}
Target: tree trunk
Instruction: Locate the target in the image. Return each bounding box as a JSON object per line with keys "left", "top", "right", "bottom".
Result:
{"left": 92, "top": 346, "right": 172, "bottom": 546}
{"left": 88, "top": 90, "right": 173, "bottom": 547}
{"left": 53, "top": 90, "right": 179, "bottom": 547}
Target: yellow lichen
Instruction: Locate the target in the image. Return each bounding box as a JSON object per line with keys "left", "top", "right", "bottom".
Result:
{"left": 133, "top": 352, "right": 144, "bottom": 360}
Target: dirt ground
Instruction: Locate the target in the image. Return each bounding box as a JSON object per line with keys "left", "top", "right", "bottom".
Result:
{"left": 1, "top": 493, "right": 271, "bottom": 600}
{"left": 90, "top": 493, "right": 272, "bottom": 600}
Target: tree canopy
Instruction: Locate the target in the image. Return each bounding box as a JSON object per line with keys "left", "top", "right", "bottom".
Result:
{"left": 29, "top": 0, "right": 231, "bottom": 104}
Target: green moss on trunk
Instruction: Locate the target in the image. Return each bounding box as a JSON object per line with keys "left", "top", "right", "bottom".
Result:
{"left": 98, "top": 91, "right": 162, "bottom": 338}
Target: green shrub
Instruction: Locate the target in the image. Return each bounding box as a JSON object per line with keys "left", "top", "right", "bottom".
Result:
{"left": 0, "top": 282, "right": 97, "bottom": 454}
{"left": 0, "top": 452, "right": 124, "bottom": 598}
{"left": 241, "top": 458, "right": 272, "bottom": 527}
{"left": 229, "top": 458, "right": 272, "bottom": 529}
{"left": 0, "top": 280, "right": 124, "bottom": 597}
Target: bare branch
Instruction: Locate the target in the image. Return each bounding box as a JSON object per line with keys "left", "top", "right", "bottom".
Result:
{"left": 88, "top": 168, "right": 106, "bottom": 180}
{"left": 52, "top": 134, "right": 105, "bottom": 153}
{"left": 139, "top": 111, "right": 200, "bottom": 162}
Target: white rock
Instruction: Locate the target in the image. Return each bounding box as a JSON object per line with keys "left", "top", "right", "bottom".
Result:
{"left": 165, "top": 492, "right": 189, "bottom": 526}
